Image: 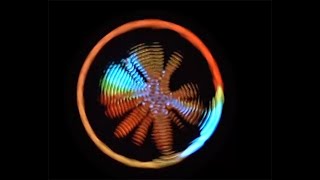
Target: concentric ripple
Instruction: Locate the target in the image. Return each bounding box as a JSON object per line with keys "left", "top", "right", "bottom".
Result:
{"left": 100, "top": 42, "right": 204, "bottom": 155}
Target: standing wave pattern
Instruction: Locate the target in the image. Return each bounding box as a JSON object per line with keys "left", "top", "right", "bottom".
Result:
{"left": 100, "top": 42, "right": 204, "bottom": 156}
{"left": 78, "top": 19, "right": 225, "bottom": 169}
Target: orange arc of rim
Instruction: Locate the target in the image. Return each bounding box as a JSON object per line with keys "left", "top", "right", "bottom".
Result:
{"left": 77, "top": 19, "right": 224, "bottom": 169}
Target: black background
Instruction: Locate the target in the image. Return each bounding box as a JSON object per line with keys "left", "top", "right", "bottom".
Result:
{"left": 48, "top": 1, "right": 271, "bottom": 179}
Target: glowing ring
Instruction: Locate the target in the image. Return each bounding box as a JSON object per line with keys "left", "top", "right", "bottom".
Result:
{"left": 77, "top": 19, "right": 224, "bottom": 169}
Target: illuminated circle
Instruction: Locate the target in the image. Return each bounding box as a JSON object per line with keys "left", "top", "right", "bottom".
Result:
{"left": 77, "top": 19, "right": 225, "bottom": 169}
